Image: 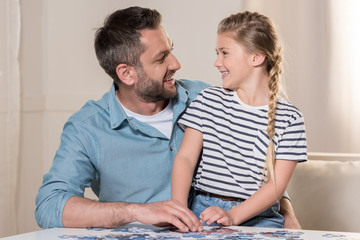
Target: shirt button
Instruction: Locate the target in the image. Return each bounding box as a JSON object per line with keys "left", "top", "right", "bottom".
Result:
{"left": 170, "top": 146, "right": 173, "bottom": 151}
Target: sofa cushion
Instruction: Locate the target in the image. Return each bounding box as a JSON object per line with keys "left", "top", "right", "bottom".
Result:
{"left": 287, "top": 159, "right": 360, "bottom": 232}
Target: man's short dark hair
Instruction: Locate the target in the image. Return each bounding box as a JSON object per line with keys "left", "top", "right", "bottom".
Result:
{"left": 94, "top": 6, "right": 162, "bottom": 84}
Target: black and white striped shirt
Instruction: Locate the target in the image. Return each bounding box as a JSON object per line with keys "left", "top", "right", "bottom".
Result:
{"left": 178, "top": 86, "right": 307, "bottom": 199}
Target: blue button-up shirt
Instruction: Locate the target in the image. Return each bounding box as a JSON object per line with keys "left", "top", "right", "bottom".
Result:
{"left": 35, "top": 79, "right": 210, "bottom": 229}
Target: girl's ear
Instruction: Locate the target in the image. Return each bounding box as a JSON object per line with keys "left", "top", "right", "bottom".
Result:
{"left": 250, "top": 53, "right": 266, "bottom": 67}
{"left": 116, "top": 64, "right": 136, "bottom": 85}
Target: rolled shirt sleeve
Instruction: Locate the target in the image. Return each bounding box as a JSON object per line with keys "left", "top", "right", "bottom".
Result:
{"left": 35, "top": 121, "right": 97, "bottom": 228}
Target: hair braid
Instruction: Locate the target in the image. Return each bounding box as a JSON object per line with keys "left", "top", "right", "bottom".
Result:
{"left": 266, "top": 50, "right": 282, "bottom": 183}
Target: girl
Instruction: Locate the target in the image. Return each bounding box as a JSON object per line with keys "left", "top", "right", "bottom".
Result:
{"left": 171, "top": 11, "right": 307, "bottom": 228}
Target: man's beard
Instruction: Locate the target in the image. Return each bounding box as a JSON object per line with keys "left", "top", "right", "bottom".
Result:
{"left": 134, "top": 66, "right": 177, "bottom": 103}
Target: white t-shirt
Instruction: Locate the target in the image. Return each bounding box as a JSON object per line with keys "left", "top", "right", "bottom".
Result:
{"left": 119, "top": 100, "right": 174, "bottom": 139}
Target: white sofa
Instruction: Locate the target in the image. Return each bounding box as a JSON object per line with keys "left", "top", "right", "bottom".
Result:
{"left": 287, "top": 153, "right": 360, "bottom": 233}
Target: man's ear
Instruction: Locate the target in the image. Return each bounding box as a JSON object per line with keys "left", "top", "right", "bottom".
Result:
{"left": 116, "top": 64, "right": 135, "bottom": 85}
{"left": 250, "top": 53, "right": 266, "bottom": 67}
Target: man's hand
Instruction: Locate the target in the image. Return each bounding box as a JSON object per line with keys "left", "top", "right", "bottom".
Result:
{"left": 133, "top": 200, "right": 203, "bottom": 232}
{"left": 279, "top": 197, "right": 301, "bottom": 229}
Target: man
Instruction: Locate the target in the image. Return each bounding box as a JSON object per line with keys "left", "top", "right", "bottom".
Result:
{"left": 35, "top": 6, "right": 300, "bottom": 232}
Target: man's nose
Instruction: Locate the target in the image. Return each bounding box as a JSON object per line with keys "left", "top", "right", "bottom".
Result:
{"left": 168, "top": 53, "right": 181, "bottom": 71}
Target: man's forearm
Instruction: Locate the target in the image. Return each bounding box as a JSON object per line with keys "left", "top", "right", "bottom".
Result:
{"left": 62, "top": 196, "right": 138, "bottom": 228}
{"left": 63, "top": 196, "right": 203, "bottom": 232}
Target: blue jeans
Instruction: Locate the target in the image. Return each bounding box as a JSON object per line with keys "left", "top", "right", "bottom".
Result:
{"left": 190, "top": 192, "right": 284, "bottom": 228}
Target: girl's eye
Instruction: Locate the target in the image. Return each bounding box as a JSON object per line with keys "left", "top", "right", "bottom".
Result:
{"left": 215, "top": 50, "right": 228, "bottom": 56}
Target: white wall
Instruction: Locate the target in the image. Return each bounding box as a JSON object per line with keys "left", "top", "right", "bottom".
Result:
{"left": 12, "top": 0, "right": 360, "bottom": 235}
{"left": 1, "top": 0, "right": 21, "bottom": 237}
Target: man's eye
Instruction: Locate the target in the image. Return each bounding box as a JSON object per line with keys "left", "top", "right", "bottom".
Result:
{"left": 157, "top": 54, "right": 167, "bottom": 63}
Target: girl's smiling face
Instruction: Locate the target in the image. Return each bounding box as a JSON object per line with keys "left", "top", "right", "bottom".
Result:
{"left": 214, "top": 33, "right": 254, "bottom": 90}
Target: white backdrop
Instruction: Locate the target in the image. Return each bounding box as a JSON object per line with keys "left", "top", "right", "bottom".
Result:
{"left": 1, "top": 0, "right": 360, "bottom": 237}
{"left": 244, "top": 0, "right": 360, "bottom": 154}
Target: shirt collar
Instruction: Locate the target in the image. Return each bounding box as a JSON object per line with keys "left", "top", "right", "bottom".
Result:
{"left": 109, "top": 83, "right": 127, "bottom": 129}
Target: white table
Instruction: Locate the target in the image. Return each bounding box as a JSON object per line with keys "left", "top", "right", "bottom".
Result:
{"left": 2, "top": 223, "right": 360, "bottom": 239}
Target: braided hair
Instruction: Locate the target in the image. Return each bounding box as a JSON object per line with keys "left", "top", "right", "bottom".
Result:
{"left": 218, "top": 11, "right": 283, "bottom": 183}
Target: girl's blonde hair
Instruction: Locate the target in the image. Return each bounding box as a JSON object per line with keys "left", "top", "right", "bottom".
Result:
{"left": 218, "top": 11, "right": 283, "bottom": 183}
